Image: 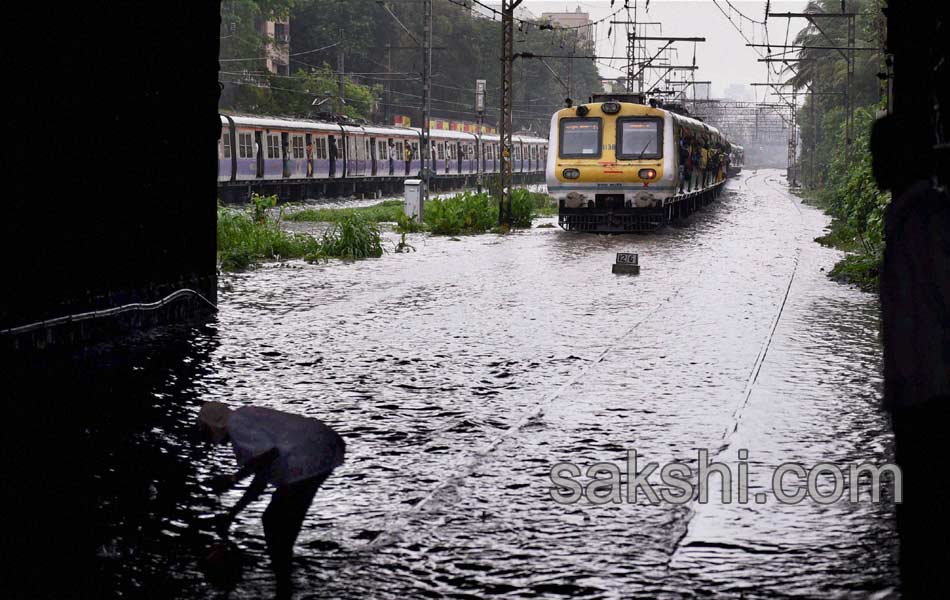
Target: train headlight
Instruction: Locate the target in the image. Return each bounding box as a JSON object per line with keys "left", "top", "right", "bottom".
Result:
{"left": 576, "top": 105, "right": 590, "bottom": 117}
{"left": 562, "top": 168, "right": 580, "bottom": 179}
{"left": 638, "top": 168, "right": 657, "bottom": 180}
{"left": 601, "top": 101, "right": 621, "bottom": 114}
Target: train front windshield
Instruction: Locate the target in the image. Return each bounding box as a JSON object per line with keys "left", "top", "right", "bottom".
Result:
{"left": 617, "top": 118, "right": 662, "bottom": 160}
{"left": 559, "top": 118, "right": 602, "bottom": 158}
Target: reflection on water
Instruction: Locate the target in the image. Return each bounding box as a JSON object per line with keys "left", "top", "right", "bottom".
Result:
{"left": 74, "top": 170, "right": 894, "bottom": 597}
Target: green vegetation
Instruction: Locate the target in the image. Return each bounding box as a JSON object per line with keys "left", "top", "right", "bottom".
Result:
{"left": 305, "top": 214, "right": 383, "bottom": 261}
{"left": 217, "top": 203, "right": 319, "bottom": 271}
{"left": 790, "top": 0, "right": 887, "bottom": 291}
{"left": 217, "top": 194, "right": 384, "bottom": 270}
{"left": 425, "top": 189, "right": 553, "bottom": 235}
{"left": 424, "top": 191, "right": 497, "bottom": 235}
{"left": 219, "top": 1, "right": 379, "bottom": 120}
{"left": 285, "top": 189, "right": 554, "bottom": 236}
{"left": 828, "top": 254, "right": 880, "bottom": 292}
{"left": 285, "top": 200, "right": 404, "bottom": 224}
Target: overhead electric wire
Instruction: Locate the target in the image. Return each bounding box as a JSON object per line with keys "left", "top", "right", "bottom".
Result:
{"left": 220, "top": 41, "right": 340, "bottom": 63}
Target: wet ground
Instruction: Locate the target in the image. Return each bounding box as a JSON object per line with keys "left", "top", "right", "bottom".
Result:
{"left": 84, "top": 169, "right": 897, "bottom": 598}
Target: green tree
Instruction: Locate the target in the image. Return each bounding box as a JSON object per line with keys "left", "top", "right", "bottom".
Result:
{"left": 788, "top": 0, "right": 885, "bottom": 189}
{"left": 220, "top": 0, "right": 603, "bottom": 130}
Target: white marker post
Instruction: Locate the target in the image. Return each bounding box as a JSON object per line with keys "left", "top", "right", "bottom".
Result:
{"left": 404, "top": 178, "right": 424, "bottom": 223}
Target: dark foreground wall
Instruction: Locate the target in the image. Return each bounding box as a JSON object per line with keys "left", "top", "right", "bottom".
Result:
{"left": 1, "top": 4, "right": 221, "bottom": 596}
{"left": 2, "top": 3, "right": 220, "bottom": 349}
{"left": 876, "top": 2, "right": 950, "bottom": 598}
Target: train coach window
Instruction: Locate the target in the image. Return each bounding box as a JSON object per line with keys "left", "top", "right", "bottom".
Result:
{"left": 292, "top": 136, "right": 304, "bottom": 159}
{"left": 617, "top": 117, "right": 663, "bottom": 160}
{"left": 238, "top": 133, "right": 253, "bottom": 158}
{"left": 267, "top": 134, "right": 280, "bottom": 159}
{"left": 315, "top": 137, "right": 327, "bottom": 159}
{"left": 221, "top": 132, "right": 231, "bottom": 159}
{"left": 559, "top": 118, "right": 602, "bottom": 158}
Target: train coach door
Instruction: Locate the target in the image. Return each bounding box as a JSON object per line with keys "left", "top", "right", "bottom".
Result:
{"left": 369, "top": 137, "right": 377, "bottom": 176}
{"left": 254, "top": 131, "right": 264, "bottom": 178}
{"left": 305, "top": 133, "right": 313, "bottom": 178}
{"left": 364, "top": 138, "right": 371, "bottom": 177}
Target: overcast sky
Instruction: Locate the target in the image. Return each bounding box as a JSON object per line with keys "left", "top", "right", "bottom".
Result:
{"left": 512, "top": 0, "right": 809, "bottom": 100}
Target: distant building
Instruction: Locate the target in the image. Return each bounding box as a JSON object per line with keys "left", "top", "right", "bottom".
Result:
{"left": 540, "top": 7, "right": 594, "bottom": 43}
{"left": 258, "top": 19, "right": 289, "bottom": 76}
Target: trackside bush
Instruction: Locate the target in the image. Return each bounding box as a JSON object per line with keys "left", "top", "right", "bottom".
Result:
{"left": 217, "top": 207, "right": 319, "bottom": 270}
{"left": 306, "top": 213, "right": 383, "bottom": 261}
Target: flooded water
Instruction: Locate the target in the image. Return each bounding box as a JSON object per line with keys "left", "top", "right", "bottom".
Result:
{"left": 79, "top": 170, "right": 896, "bottom": 597}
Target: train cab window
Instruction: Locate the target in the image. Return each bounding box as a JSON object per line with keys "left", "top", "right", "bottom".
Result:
{"left": 267, "top": 134, "right": 280, "bottom": 159}
{"left": 221, "top": 132, "right": 231, "bottom": 159}
{"left": 617, "top": 117, "right": 663, "bottom": 160}
{"left": 559, "top": 118, "right": 602, "bottom": 158}
{"left": 292, "top": 136, "right": 304, "bottom": 159}
{"left": 238, "top": 133, "right": 253, "bottom": 158}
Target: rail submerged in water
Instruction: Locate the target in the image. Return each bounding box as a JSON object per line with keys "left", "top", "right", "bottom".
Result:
{"left": 558, "top": 181, "right": 725, "bottom": 233}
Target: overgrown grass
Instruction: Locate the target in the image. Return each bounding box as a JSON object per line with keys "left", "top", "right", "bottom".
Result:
{"left": 276, "top": 188, "right": 555, "bottom": 239}
{"left": 306, "top": 213, "right": 383, "bottom": 261}
{"left": 797, "top": 104, "right": 888, "bottom": 292}
{"left": 828, "top": 253, "right": 880, "bottom": 292}
{"left": 217, "top": 207, "right": 319, "bottom": 271}
{"left": 813, "top": 216, "right": 864, "bottom": 253}
{"left": 285, "top": 200, "right": 404, "bottom": 223}
{"left": 425, "top": 188, "right": 555, "bottom": 235}
{"left": 424, "top": 191, "right": 498, "bottom": 235}
{"left": 218, "top": 194, "right": 384, "bottom": 269}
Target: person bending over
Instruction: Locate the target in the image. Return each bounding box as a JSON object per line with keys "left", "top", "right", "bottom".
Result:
{"left": 197, "top": 401, "right": 345, "bottom": 588}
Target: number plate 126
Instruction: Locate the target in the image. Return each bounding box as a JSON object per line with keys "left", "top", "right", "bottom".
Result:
{"left": 616, "top": 253, "right": 638, "bottom": 265}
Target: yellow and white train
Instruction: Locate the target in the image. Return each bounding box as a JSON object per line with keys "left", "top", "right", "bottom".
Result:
{"left": 546, "top": 94, "right": 734, "bottom": 232}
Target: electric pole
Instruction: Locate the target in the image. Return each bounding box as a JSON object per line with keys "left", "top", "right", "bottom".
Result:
{"left": 499, "top": 0, "right": 522, "bottom": 227}
{"left": 475, "top": 78, "right": 486, "bottom": 193}
{"left": 422, "top": 0, "right": 432, "bottom": 202}
{"left": 767, "top": 7, "right": 858, "bottom": 163}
